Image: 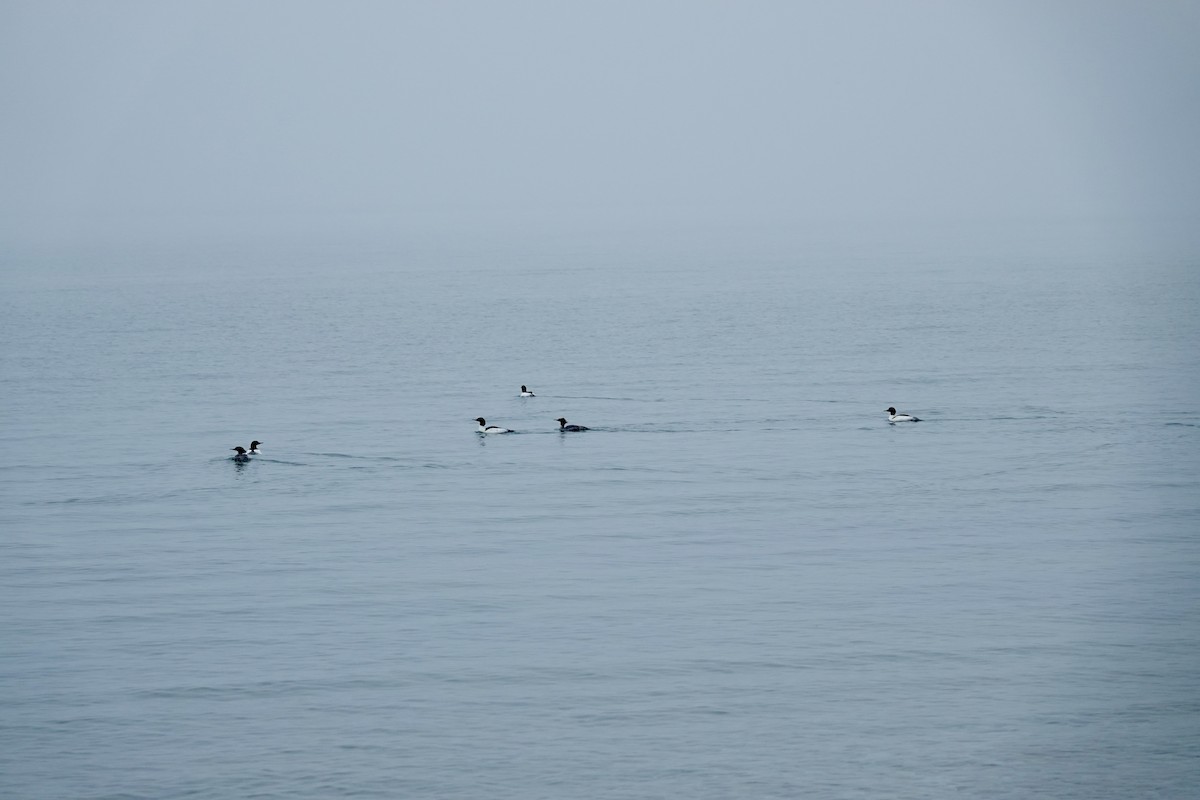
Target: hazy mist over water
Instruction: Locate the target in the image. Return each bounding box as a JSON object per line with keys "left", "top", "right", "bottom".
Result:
{"left": 2, "top": 2, "right": 1200, "bottom": 799}
{"left": 2, "top": 0, "right": 1199, "bottom": 249}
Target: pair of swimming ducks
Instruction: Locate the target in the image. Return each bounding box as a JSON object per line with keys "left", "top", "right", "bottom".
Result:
{"left": 476, "top": 417, "right": 587, "bottom": 433}
{"left": 230, "top": 441, "right": 262, "bottom": 462}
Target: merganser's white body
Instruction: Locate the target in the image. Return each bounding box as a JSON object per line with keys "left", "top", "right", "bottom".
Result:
{"left": 520, "top": 386, "right": 535, "bottom": 397}
{"left": 475, "top": 417, "right": 512, "bottom": 433}
{"left": 886, "top": 407, "right": 921, "bottom": 423}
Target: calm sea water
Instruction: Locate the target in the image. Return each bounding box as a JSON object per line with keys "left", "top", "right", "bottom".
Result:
{"left": 2, "top": 225, "right": 1198, "bottom": 799}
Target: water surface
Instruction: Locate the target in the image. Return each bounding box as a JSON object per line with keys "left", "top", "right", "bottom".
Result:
{"left": 2, "top": 227, "right": 1198, "bottom": 798}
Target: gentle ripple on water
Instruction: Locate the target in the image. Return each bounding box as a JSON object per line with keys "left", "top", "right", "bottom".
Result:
{"left": 2, "top": 237, "right": 1199, "bottom": 798}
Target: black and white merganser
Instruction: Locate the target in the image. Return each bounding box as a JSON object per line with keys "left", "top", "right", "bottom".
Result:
{"left": 885, "top": 407, "right": 921, "bottom": 423}
{"left": 475, "top": 417, "right": 512, "bottom": 434}
{"left": 556, "top": 417, "right": 589, "bottom": 432}
{"left": 231, "top": 446, "right": 251, "bottom": 462}
{"left": 520, "top": 385, "right": 535, "bottom": 397}
{"left": 248, "top": 440, "right": 262, "bottom": 455}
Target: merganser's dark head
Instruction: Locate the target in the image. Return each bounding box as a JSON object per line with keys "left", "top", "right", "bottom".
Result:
{"left": 232, "top": 446, "right": 247, "bottom": 454}
{"left": 249, "top": 440, "right": 261, "bottom": 449}
{"left": 475, "top": 417, "right": 487, "bottom": 425}
{"left": 886, "top": 407, "right": 897, "bottom": 415}
{"left": 556, "top": 418, "right": 568, "bottom": 427}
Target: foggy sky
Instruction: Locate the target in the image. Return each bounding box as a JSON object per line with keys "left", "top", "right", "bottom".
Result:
{"left": 2, "top": 1, "right": 1198, "bottom": 247}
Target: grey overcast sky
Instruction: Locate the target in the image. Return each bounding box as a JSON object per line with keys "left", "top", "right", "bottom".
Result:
{"left": 1, "top": 0, "right": 1198, "bottom": 246}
